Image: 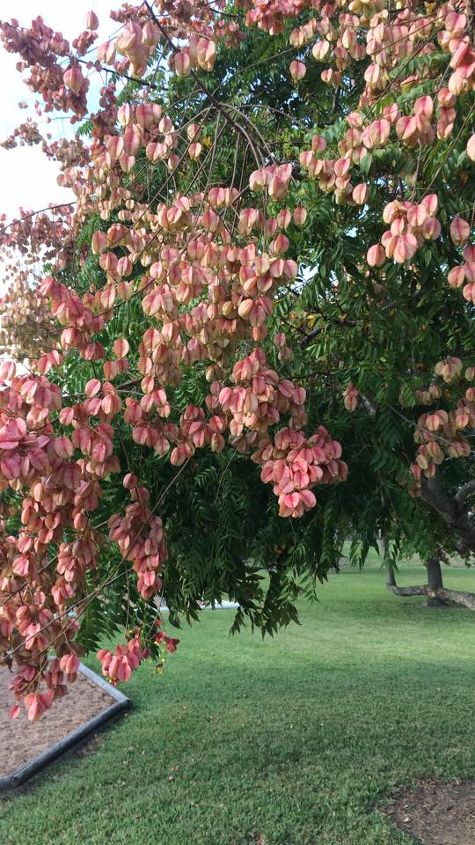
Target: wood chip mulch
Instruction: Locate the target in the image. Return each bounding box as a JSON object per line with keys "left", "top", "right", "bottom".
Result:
{"left": 0, "top": 666, "right": 115, "bottom": 779}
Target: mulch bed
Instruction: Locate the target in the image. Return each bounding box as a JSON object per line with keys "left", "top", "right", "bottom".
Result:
{"left": 386, "top": 779, "right": 475, "bottom": 845}
{"left": 0, "top": 666, "right": 115, "bottom": 779}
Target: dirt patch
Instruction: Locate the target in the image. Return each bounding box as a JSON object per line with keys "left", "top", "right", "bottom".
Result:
{"left": 0, "top": 666, "right": 115, "bottom": 778}
{"left": 386, "top": 780, "right": 475, "bottom": 845}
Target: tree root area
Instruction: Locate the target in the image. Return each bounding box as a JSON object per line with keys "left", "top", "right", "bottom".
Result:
{"left": 386, "top": 780, "right": 475, "bottom": 845}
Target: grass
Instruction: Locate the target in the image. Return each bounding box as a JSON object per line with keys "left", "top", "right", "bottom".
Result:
{"left": 1, "top": 558, "right": 474, "bottom": 845}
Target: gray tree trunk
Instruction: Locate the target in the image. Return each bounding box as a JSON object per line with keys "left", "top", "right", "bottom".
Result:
{"left": 425, "top": 558, "right": 447, "bottom": 608}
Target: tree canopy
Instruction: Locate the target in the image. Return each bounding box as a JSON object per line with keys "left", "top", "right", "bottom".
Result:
{"left": 0, "top": 0, "right": 474, "bottom": 719}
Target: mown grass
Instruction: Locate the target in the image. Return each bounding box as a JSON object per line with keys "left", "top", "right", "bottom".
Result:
{"left": 1, "top": 559, "right": 474, "bottom": 845}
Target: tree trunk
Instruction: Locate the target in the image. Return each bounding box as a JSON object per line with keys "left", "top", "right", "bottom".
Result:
{"left": 386, "top": 562, "right": 475, "bottom": 611}
{"left": 425, "top": 558, "right": 448, "bottom": 608}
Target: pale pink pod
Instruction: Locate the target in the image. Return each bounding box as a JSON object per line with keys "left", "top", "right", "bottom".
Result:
{"left": 450, "top": 217, "right": 471, "bottom": 245}
{"left": 63, "top": 66, "right": 84, "bottom": 94}
{"left": 366, "top": 244, "right": 386, "bottom": 267}
{"left": 113, "top": 338, "right": 130, "bottom": 358}
{"left": 290, "top": 60, "right": 306, "bottom": 82}
{"left": 352, "top": 183, "right": 368, "bottom": 205}
{"left": 293, "top": 207, "right": 308, "bottom": 226}
{"left": 86, "top": 11, "right": 99, "bottom": 30}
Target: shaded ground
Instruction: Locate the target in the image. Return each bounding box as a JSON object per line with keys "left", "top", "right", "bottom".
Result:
{"left": 0, "top": 667, "right": 114, "bottom": 778}
{"left": 387, "top": 780, "right": 475, "bottom": 845}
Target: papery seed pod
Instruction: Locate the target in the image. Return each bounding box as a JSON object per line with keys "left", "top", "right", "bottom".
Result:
{"left": 63, "top": 67, "right": 84, "bottom": 94}
{"left": 289, "top": 60, "right": 306, "bottom": 81}
{"left": 86, "top": 11, "right": 99, "bottom": 30}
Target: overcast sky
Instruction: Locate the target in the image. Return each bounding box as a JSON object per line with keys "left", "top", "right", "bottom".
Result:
{"left": 0, "top": 1, "right": 119, "bottom": 221}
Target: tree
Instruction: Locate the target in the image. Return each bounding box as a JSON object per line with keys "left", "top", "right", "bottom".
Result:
{"left": 0, "top": 0, "right": 473, "bottom": 719}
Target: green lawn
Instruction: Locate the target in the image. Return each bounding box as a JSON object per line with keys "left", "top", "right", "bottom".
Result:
{"left": 1, "top": 560, "right": 474, "bottom": 845}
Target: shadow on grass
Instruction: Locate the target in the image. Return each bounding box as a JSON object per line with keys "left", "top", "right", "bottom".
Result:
{"left": 1, "top": 567, "right": 474, "bottom": 845}
{"left": 1, "top": 656, "right": 473, "bottom": 845}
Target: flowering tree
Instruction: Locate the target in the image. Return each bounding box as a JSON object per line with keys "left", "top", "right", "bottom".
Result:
{"left": 0, "top": 0, "right": 474, "bottom": 719}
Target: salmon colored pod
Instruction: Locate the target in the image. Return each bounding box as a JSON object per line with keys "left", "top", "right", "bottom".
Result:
{"left": 367, "top": 244, "right": 386, "bottom": 267}
{"left": 63, "top": 66, "right": 83, "bottom": 94}
{"left": 113, "top": 338, "right": 130, "bottom": 358}
{"left": 290, "top": 60, "right": 306, "bottom": 81}
{"left": 353, "top": 183, "right": 368, "bottom": 205}
{"left": 450, "top": 217, "right": 471, "bottom": 245}
{"left": 293, "top": 207, "right": 308, "bottom": 226}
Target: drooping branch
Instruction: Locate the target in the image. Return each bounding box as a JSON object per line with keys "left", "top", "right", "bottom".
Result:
{"left": 386, "top": 566, "right": 475, "bottom": 610}
{"left": 436, "top": 588, "right": 475, "bottom": 610}
{"left": 386, "top": 566, "right": 426, "bottom": 597}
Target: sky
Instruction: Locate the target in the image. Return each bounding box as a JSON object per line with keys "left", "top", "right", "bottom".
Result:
{"left": 0, "top": 1, "right": 120, "bottom": 221}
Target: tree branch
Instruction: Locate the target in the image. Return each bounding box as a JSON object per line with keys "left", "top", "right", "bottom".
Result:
{"left": 387, "top": 581, "right": 427, "bottom": 597}
{"left": 76, "top": 57, "right": 158, "bottom": 90}
{"left": 143, "top": 1, "right": 265, "bottom": 165}
{"left": 420, "top": 476, "right": 475, "bottom": 553}
{"left": 386, "top": 566, "right": 475, "bottom": 609}
{"left": 455, "top": 478, "right": 475, "bottom": 510}
{"left": 420, "top": 476, "right": 457, "bottom": 524}
{"left": 437, "top": 588, "right": 475, "bottom": 610}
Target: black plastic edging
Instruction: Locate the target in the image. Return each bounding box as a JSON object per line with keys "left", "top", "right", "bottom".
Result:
{"left": 0, "top": 663, "right": 130, "bottom": 792}
{"left": 78, "top": 662, "right": 129, "bottom": 703}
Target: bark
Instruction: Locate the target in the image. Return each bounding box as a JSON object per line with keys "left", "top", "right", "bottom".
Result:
{"left": 386, "top": 566, "right": 426, "bottom": 597}
{"left": 425, "top": 558, "right": 447, "bottom": 608}
{"left": 420, "top": 476, "right": 475, "bottom": 555}
{"left": 435, "top": 588, "right": 475, "bottom": 610}
{"left": 386, "top": 563, "right": 475, "bottom": 611}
